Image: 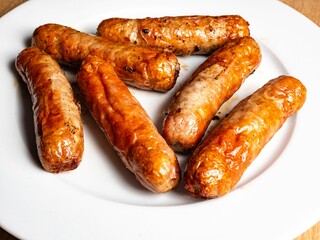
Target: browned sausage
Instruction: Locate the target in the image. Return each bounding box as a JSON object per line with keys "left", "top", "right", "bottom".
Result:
{"left": 32, "top": 23, "right": 180, "bottom": 92}
{"left": 15, "top": 46, "right": 84, "bottom": 173}
{"left": 184, "top": 76, "right": 307, "bottom": 198}
{"left": 97, "top": 15, "right": 250, "bottom": 56}
{"left": 162, "top": 36, "right": 262, "bottom": 152}
{"left": 76, "top": 55, "right": 180, "bottom": 193}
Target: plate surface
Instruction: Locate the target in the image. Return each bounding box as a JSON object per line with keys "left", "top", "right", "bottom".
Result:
{"left": 0, "top": 0, "right": 319, "bottom": 239}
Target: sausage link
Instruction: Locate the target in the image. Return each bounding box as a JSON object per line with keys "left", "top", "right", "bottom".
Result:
{"left": 162, "top": 36, "right": 261, "bottom": 152}
{"left": 76, "top": 55, "right": 180, "bottom": 193}
{"left": 97, "top": 15, "right": 250, "bottom": 56}
{"left": 15, "top": 46, "right": 84, "bottom": 173}
{"left": 184, "top": 76, "right": 307, "bottom": 198}
{"left": 32, "top": 23, "right": 180, "bottom": 92}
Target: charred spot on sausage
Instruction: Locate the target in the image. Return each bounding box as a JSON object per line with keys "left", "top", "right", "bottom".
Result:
{"left": 194, "top": 45, "right": 201, "bottom": 52}
{"left": 37, "top": 128, "right": 43, "bottom": 137}
{"left": 213, "top": 115, "right": 220, "bottom": 121}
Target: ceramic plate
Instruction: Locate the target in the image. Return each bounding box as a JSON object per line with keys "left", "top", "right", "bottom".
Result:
{"left": 0, "top": 0, "right": 319, "bottom": 239}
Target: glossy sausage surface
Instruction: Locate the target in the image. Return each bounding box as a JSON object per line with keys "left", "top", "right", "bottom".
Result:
{"left": 76, "top": 55, "right": 180, "bottom": 193}
{"left": 15, "top": 46, "right": 84, "bottom": 173}
{"left": 162, "top": 36, "right": 262, "bottom": 152}
{"left": 184, "top": 76, "right": 307, "bottom": 198}
{"left": 32, "top": 23, "right": 180, "bottom": 92}
{"left": 97, "top": 15, "right": 250, "bottom": 56}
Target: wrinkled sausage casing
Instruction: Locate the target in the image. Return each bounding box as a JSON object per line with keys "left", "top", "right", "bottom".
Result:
{"left": 32, "top": 23, "right": 180, "bottom": 92}
{"left": 97, "top": 15, "right": 250, "bottom": 56}
{"left": 184, "top": 76, "right": 307, "bottom": 198}
{"left": 162, "top": 36, "right": 262, "bottom": 152}
{"left": 15, "top": 46, "right": 84, "bottom": 173}
{"left": 77, "top": 55, "right": 180, "bottom": 193}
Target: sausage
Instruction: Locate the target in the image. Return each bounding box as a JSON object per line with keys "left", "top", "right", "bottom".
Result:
{"left": 162, "top": 36, "right": 262, "bottom": 152}
{"left": 15, "top": 46, "right": 84, "bottom": 173}
{"left": 32, "top": 23, "right": 180, "bottom": 92}
{"left": 76, "top": 55, "right": 180, "bottom": 193}
{"left": 97, "top": 15, "right": 250, "bottom": 56}
{"left": 184, "top": 76, "right": 307, "bottom": 198}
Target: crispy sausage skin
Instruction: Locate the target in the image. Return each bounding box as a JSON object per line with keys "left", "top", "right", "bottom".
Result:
{"left": 32, "top": 23, "right": 180, "bottom": 92}
{"left": 184, "top": 76, "right": 307, "bottom": 198}
{"left": 97, "top": 15, "right": 250, "bottom": 56}
{"left": 76, "top": 55, "right": 180, "bottom": 193}
{"left": 15, "top": 46, "right": 84, "bottom": 173}
{"left": 162, "top": 37, "right": 262, "bottom": 152}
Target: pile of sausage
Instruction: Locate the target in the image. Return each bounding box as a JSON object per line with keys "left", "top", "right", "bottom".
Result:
{"left": 15, "top": 15, "right": 307, "bottom": 199}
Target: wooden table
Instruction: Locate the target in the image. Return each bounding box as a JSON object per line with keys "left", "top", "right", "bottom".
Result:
{"left": 0, "top": 0, "right": 319, "bottom": 239}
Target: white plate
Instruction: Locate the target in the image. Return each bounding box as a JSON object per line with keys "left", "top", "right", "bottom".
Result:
{"left": 0, "top": 0, "right": 319, "bottom": 239}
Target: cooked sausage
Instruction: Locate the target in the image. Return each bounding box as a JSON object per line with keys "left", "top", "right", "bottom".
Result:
{"left": 97, "top": 15, "right": 250, "bottom": 56}
{"left": 162, "top": 36, "right": 262, "bottom": 152}
{"left": 76, "top": 55, "right": 180, "bottom": 193}
{"left": 15, "top": 46, "right": 84, "bottom": 173}
{"left": 184, "top": 75, "right": 307, "bottom": 198}
{"left": 32, "top": 23, "right": 180, "bottom": 92}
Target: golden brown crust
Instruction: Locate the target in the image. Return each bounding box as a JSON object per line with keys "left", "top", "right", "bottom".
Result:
{"left": 97, "top": 15, "right": 250, "bottom": 56}
{"left": 76, "top": 55, "right": 180, "bottom": 193}
{"left": 15, "top": 46, "right": 84, "bottom": 173}
{"left": 162, "top": 36, "right": 262, "bottom": 152}
{"left": 32, "top": 23, "right": 180, "bottom": 92}
{"left": 184, "top": 76, "right": 307, "bottom": 198}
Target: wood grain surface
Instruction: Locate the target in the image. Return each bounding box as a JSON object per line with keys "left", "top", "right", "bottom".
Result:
{"left": 0, "top": 0, "right": 319, "bottom": 239}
